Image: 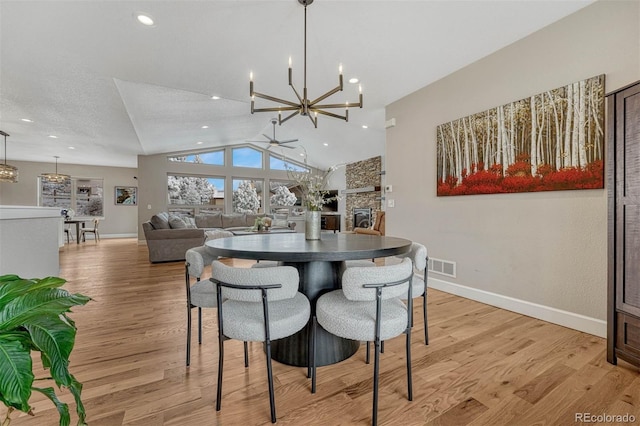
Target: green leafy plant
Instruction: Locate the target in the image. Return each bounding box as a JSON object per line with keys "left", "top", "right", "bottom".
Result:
{"left": 0, "top": 274, "right": 91, "bottom": 426}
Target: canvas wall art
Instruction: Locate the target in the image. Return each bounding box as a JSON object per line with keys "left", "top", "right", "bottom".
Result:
{"left": 436, "top": 75, "right": 604, "bottom": 196}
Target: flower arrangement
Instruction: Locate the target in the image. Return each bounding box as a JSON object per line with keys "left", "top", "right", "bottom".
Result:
{"left": 287, "top": 155, "right": 341, "bottom": 211}
{"left": 60, "top": 208, "right": 75, "bottom": 219}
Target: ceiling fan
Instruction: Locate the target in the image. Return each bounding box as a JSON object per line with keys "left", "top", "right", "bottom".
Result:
{"left": 247, "top": 118, "right": 298, "bottom": 150}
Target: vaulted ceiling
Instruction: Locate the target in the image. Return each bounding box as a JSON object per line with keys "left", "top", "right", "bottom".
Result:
{"left": 0, "top": 0, "right": 593, "bottom": 170}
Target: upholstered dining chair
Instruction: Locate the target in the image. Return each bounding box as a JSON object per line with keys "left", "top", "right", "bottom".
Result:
{"left": 80, "top": 218, "right": 100, "bottom": 242}
{"left": 362, "top": 242, "right": 428, "bottom": 364}
{"left": 354, "top": 211, "right": 385, "bottom": 236}
{"left": 398, "top": 242, "right": 429, "bottom": 345}
{"left": 64, "top": 226, "right": 73, "bottom": 243}
{"left": 211, "top": 261, "right": 311, "bottom": 424}
{"left": 184, "top": 247, "right": 249, "bottom": 367}
{"left": 311, "top": 258, "right": 414, "bottom": 426}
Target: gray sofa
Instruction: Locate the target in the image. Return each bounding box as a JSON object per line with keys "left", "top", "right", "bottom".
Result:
{"left": 142, "top": 211, "right": 294, "bottom": 263}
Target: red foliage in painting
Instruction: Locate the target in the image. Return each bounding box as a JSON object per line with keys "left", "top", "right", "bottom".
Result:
{"left": 502, "top": 176, "right": 541, "bottom": 192}
{"left": 536, "top": 163, "right": 555, "bottom": 177}
{"left": 437, "top": 160, "right": 604, "bottom": 196}
{"left": 463, "top": 170, "right": 502, "bottom": 187}
{"left": 505, "top": 161, "right": 532, "bottom": 177}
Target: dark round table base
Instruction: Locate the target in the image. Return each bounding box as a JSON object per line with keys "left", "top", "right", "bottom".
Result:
{"left": 271, "top": 260, "right": 359, "bottom": 366}
{"left": 271, "top": 322, "right": 360, "bottom": 367}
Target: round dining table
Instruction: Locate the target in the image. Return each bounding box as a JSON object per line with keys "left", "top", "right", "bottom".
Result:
{"left": 205, "top": 232, "right": 412, "bottom": 367}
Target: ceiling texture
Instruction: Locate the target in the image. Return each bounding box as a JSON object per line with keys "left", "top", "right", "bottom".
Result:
{"left": 0, "top": 0, "right": 593, "bottom": 170}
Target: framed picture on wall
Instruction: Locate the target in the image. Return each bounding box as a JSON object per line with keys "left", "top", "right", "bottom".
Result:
{"left": 115, "top": 186, "right": 137, "bottom": 205}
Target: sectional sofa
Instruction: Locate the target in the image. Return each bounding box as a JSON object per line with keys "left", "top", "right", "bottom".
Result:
{"left": 142, "top": 211, "right": 294, "bottom": 263}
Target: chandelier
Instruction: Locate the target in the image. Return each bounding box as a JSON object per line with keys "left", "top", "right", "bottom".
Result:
{"left": 41, "top": 156, "right": 70, "bottom": 183}
{"left": 250, "top": 0, "right": 362, "bottom": 128}
{"left": 0, "top": 130, "right": 18, "bottom": 183}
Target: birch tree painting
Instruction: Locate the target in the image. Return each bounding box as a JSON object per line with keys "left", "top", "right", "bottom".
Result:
{"left": 436, "top": 75, "right": 604, "bottom": 196}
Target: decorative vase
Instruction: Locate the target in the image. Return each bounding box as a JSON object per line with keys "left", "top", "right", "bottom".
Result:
{"left": 305, "top": 210, "right": 321, "bottom": 240}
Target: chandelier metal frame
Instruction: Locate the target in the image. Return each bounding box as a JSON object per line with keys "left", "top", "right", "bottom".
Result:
{"left": 250, "top": 0, "right": 362, "bottom": 128}
{"left": 41, "top": 156, "right": 71, "bottom": 184}
{"left": 0, "top": 130, "right": 18, "bottom": 183}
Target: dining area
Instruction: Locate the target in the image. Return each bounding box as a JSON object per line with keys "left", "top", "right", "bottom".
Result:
{"left": 187, "top": 232, "right": 429, "bottom": 425}
{"left": 64, "top": 217, "right": 100, "bottom": 244}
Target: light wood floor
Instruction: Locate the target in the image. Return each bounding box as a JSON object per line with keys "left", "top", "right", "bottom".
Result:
{"left": 8, "top": 238, "right": 640, "bottom": 425}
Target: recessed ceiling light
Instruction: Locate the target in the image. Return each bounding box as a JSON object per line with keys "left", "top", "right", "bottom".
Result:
{"left": 211, "top": 96, "right": 220, "bottom": 100}
{"left": 201, "top": 125, "right": 209, "bottom": 129}
{"left": 196, "top": 141, "right": 203, "bottom": 145}
{"left": 348, "top": 78, "right": 359, "bottom": 84}
{"left": 68, "top": 146, "right": 75, "bottom": 150}
{"left": 362, "top": 125, "right": 368, "bottom": 129}
{"left": 299, "top": 153, "right": 305, "bottom": 156}
{"left": 21, "top": 118, "right": 33, "bottom": 123}
{"left": 136, "top": 13, "right": 155, "bottom": 26}
{"left": 323, "top": 143, "right": 329, "bottom": 146}
{"left": 49, "top": 135, "right": 58, "bottom": 139}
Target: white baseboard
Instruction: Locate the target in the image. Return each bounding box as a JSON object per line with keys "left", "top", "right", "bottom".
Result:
{"left": 82, "top": 233, "right": 138, "bottom": 240}
{"left": 428, "top": 277, "right": 606, "bottom": 338}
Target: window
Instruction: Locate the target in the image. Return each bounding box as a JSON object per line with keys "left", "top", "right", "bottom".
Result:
{"left": 39, "top": 178, "right": 104, "bottom": 217}
{"left": 232, "top": 147, "right": 262, "bottom": 168}
{"left": 168, "top": 150, "right": 224, "bottom": 165}
{"left": 168, "top": 175, "right": 225, "bottom": 210}
{"left": 269, "top": 155, "right": 308, "bottom": 172}
{"left": 268, "top": 180, "right": 298, "bottom": 212}
{"left": 232, "top": 178, "right": 263, "bottom": 213}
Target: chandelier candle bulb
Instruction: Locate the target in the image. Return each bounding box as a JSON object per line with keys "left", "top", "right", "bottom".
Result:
{"left": 249, "top": 0, "right": 362, "bottom": 127}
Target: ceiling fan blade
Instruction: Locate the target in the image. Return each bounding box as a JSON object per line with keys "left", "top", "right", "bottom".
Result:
{"left": 262, "top": 134, "right": 275, "bottom": 142}
{"left": 246, "top": 140, "right": 267, "bottom": 143}
{"left": 278, "top": 139, "right": 299, "bottom": 144}
{"left": 280, "top": 145, "right": 296, "bottom": 149}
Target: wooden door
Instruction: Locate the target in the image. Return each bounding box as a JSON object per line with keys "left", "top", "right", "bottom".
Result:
{"left": 608, "top": 81, "right": 640, "bottom": 365}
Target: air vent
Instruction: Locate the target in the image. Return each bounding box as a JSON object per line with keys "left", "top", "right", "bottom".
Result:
{"left": 428, "top": 257, "right": 456, "bottom": 278}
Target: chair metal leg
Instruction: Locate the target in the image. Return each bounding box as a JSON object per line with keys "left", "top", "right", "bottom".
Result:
{"left": 423, "top": 292, "right": 429, "bottom": 345}
{"left": 381, "top": 341, "right": 385, "bottom": 353}
{"left": 311, "top": 316, "right": 317, "bottom": 393}
{"left": 372, "top": 337, "right": 381, "bottom": 426}
{"left": 265, "top": 338, "right": 276, "bottom": 423}
{"left": 365, "top": 341, "right": 370, "bottom": 364}
{"left": 307, "top": 322, "right": 313, "bottom": 379}
{"left": 406, "top": 328, "right": 413, "bottom": 401}
{"left": 186, "top": 306, "right": 192, "bottom": 366}
{"left": 244, "top": 341, "right": 249, "bottom": 368}
{"left": 198, "top": 307, "right": 202, "bottom": 344}
{"left": 216, "top": 336, "right": 224, "bottom": 411}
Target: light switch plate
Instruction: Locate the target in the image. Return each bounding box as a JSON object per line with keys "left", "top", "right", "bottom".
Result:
{"left": 387, "top": 199, "right": 395, "bottom": 208}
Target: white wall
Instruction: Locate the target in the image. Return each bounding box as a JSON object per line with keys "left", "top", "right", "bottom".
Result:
{"left": 385, "top": 0, "right": 640, "bottom": 336}
{"left": 0, "top": 160, "right": 139, "bottom": 238}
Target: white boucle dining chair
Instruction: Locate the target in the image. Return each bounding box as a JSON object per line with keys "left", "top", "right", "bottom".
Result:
{"left": 211, "top": 260, "right": 311, "bottom": 424}
{"left": 311, "top": 258, "right": 414, "bottom": 426}
{"left": 184, "top": 246, "right": 249, "bottom": 367}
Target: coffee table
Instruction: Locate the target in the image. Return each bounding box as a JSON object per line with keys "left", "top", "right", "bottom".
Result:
{"left": 229, "top": 228, "right": 296, "bottom": 236}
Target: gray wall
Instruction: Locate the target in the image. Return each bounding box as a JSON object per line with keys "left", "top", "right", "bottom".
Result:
{"left": 385, "top": 0, "right": 639, "bottom": 329}
{"left": 0, "top": 160, "right": 138, "bottom": 237}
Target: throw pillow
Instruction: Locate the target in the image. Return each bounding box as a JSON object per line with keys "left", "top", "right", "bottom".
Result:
{"left": 183, "top": 216, "right": 197, "bottom": 229}
{"left": 168, "top": 214, "right": 187, "bottom": 229}
{"left": 150, "top": 213, "right": 170, "bottom": 229}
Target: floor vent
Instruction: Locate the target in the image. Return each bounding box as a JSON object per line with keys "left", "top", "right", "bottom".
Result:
{"left": 428, "top": 257, "right": 456, "bottom": 278}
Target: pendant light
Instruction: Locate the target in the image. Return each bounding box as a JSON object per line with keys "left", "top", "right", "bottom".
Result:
{"left": 41, "top": 156, "right": 70, "bottom": 183}
{"left": 0, "top": 130, "right": 18, "bottom": 183}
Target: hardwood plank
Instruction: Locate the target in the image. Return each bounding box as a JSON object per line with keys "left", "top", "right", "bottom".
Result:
{"left": 6, "top": 239, "right": 639, "bottom": 426}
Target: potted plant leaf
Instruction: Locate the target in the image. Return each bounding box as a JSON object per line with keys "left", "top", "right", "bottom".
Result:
{"left": 0, "top": 274, "right": 91, "bottom": 425}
